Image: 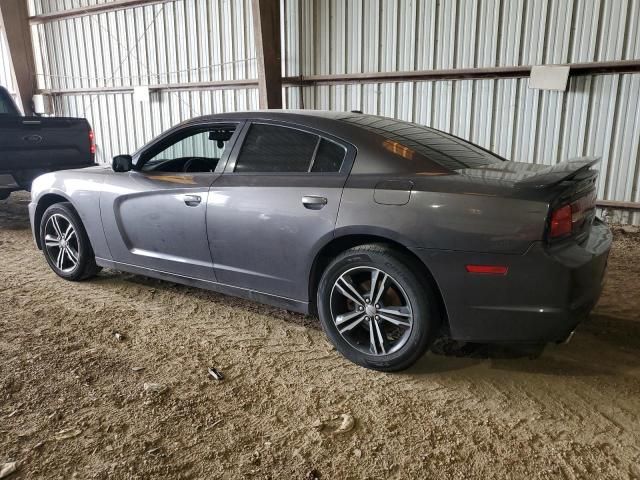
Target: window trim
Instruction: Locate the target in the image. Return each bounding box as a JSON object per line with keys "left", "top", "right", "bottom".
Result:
{"left": 224, "top": 120, "right": 354, "bottom": 176}
{"left": 132, "top": 120, "right": 244, "bottom": 173}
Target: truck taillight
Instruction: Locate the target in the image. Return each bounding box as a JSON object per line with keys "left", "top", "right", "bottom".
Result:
{"left": 89, "top": 129, "right": 96, "bottom": 155}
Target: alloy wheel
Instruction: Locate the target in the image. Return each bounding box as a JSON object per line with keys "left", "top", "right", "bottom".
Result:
{"left": 329, "top": 266, "right": 414, "bottom": 356}
{"left": 44, "top": 213, "right": 80, "bottom": 273}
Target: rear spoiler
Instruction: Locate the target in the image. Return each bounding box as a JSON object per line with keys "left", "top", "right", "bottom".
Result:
{"left": 515, "top": 157, "right": 601, "bottom": 188}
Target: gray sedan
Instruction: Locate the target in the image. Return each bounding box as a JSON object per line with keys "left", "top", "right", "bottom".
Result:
{"left": 29, "top": 111, "right": 611, "bottom": 371}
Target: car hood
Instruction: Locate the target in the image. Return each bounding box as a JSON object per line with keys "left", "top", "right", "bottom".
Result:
{"left": 456, "top": 157, "right": 600, "bottom": 189}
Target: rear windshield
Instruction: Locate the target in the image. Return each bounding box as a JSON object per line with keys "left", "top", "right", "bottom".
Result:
{"left": 0, "top": 89, "right": 19, "bottom": 115}
{"left": 337, "top": 113, "right": 504, "bottom": 170}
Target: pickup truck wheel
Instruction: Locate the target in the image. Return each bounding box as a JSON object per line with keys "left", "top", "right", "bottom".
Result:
{"left": 317, "top": 244, "right": 440, "bottom": 372}
{"left": 40, "top": 202, "right": 101, "bottom": 281}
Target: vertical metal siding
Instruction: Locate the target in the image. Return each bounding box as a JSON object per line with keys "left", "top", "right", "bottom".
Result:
{"left": 0, "top": 21, "right": 18, "bottom": 107}
{"left": 281, "top": 0, "right": 640, "bottom": 223}
{"left": 31, "top": 0, "right": 258, "bottom": 164}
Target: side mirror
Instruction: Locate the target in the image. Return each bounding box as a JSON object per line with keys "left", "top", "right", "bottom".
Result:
{"left": 112, "top": 154, "right": 133, "bottom": 172}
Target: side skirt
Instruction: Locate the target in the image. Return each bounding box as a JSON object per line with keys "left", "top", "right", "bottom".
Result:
{"left": 95, "top": 257, "right": 310, "bottom": 315}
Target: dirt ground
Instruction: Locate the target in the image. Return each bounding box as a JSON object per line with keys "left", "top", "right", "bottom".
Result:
{"left": 1, "top": 191, "right": 639, "bottom": 480}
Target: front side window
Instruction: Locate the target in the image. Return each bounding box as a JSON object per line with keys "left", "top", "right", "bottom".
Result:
{"left": 234, "top": 124, "right": 345, "bottom": 173}
{"left": 141, "top": 126, "right": 236, "bottom": 173}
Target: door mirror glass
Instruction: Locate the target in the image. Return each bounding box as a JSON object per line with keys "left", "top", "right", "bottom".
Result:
{"left": 112, "top": 154, "right": 133, "bottom": 172}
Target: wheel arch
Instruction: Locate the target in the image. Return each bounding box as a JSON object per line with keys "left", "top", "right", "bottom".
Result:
{"left": 33, "top": 193, "right": 75, "bottom": 249}
{"left": 308, "top": 232, "right": 449, "bottom": 331}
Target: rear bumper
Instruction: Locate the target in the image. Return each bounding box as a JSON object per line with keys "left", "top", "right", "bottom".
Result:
{"left": 412, "top": 218, "right": 612, "bottom": 343}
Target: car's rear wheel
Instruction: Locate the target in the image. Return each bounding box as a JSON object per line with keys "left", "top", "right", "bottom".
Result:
{"left": 317, "top": 244, "right": 440, "bottom": 371}
{"left": 40, "top": 202, "right": 101, "bottom": 281}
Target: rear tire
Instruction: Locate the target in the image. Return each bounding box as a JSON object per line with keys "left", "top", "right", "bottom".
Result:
{"left": 39, "top": 202, "right": 101, "bottom": 281}
{"left": 317, "top": 244, "right": 440, "bottom": 371}
{"left": 0, "top": 191, "right": 10, "bottom": 201}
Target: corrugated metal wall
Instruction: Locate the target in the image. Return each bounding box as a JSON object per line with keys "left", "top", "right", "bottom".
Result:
{"left": 0, "top": 16, "right": 19, "bottom": 107}
{"left": 27, "top": 0, "right": 259, "bottom": 163}
{"left": 23, "top": 0, "right": 640, "bottom": 223}
{"left": 281, "top": 0, "right": 640, "bottom": 223}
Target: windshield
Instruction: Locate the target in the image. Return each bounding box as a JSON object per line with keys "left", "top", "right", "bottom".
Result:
{"left": 337, "top": 113, "right": 504, "bottom": 170}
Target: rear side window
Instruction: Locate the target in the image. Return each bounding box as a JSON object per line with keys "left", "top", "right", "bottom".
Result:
{"left": 311, "top": 139, "right": 346, "bottom": 173}
{"left": 235, "top": 124, "right": 318, "bottom": 173}
{"left": 234, "top": 124, "right": 346, "bottom": 173}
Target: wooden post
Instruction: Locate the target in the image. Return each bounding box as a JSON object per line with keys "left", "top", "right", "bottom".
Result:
{"left": 251, "top": 0, "right": 282, "bottom": 109}
{"left": 0, "top": 0, "right": 37, "bottom": 115}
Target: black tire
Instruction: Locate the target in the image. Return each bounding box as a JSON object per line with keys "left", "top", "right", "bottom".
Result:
{"left": 39, "top": 202, "right": 101, "bottom": 281}
{"left": 0, "top": 191, "right": 10, "bottom": 201}
{"left": 317, "top": 244, "right": 440, "bottom": 371}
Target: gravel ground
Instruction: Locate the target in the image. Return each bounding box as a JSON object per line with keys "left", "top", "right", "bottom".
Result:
{"left": 1, "top": 191, "right": 639, "bottom": 479}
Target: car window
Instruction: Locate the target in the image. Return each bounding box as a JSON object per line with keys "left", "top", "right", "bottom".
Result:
{"left": 141, "top": 126, "right": 236, "bottom": 173}
{"left": 337, "top": 113, "right": 503, "bottom": 170}
{"left": 234, "top": 124, "right": 319, "bottom": 173}
{"left": 311, "top": 139, "right": 346, "bottom": 173}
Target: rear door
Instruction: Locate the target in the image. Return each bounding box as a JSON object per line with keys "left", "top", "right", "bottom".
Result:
{"left": 207, "top": 121, "right": 354, "bottom": 301}
{"left": 100, "top": 122, "right": 242, "bottom": 280}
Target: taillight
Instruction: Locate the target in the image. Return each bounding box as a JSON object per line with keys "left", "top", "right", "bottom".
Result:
{"left": 549, "top": 192, "right": 596, "bottom": 239}
{"left": 89, "top": 129, "right": 96, "bottom": 155}
{"left": 550, "top": 204, "right": 572, "bottom": 238}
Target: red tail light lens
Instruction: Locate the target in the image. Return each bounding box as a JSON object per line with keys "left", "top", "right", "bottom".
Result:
{"left": 549, "top": 204, "right": 572, "bottom": 238}
{"left": 89, "top": 129, "right": 96, "bottom": 155}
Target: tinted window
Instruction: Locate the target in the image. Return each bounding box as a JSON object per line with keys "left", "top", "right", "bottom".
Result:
{"left": 311, "top": 139, "right": 346, "bottom": 172}
{"left": 235, "top": 124, "right": 319, "bottom": 173}
{"left": 337, "top": 113, "right": 503, "bottom": 170}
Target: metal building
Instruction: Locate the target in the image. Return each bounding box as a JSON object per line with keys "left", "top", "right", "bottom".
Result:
{"left": 1, "top": 0, "right": 639, "bottom": 222}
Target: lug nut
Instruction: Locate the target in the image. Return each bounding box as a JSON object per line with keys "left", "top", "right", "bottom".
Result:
{"left": 358, "top": 306, "right": 363, "bottom": 311}
{"left": 365, "top": 298, "right": 370, "bottom": 303}
{"left": 375, "top": 304, "right": 380, "bottom": 309}
{"left": 375, "top": 315, "right": 379, "bottom": 320}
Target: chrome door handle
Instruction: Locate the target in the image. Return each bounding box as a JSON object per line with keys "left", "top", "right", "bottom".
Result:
{"left": 183, "top": 194, "right": 202, "bottom": 206}
{"left": 302, "top": 195, "right": 327, "bottom": 210}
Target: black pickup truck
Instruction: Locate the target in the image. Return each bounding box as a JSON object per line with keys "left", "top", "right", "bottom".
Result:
{"left": 0, "top": 85, "right": 96, "bottom": 200}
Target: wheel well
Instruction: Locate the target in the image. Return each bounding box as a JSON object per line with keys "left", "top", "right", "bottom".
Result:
{"left": 33, "top": 194, "right": 71, "bottom": 249}
{"left": 308, "top": 235, "right": 449, "bottom": 329}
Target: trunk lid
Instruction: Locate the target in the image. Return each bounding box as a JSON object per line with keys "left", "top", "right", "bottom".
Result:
{"left": 457, "top": 157, "right": 600, "bottom": 243}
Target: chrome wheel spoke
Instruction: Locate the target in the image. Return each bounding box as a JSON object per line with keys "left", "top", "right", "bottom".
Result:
{"left": 378, "top": 306, "right": 411, "bottom": 318}
{"left": 51, "top": 215, "right": 64, "bottom": 238}
{"left": 378, "top": 313, "right": 411, "bottom": 328}
{"left": 44, "top": 234, "right": 60, "bottom": 248}
{"left": 372, "top": 273, "right": 388, "bottom": 306}
{"left": 56, "top": 248, "right": 65, "bottom": 269}
{"left": 338, "top": 314, "right": 365, "bottom": 333}
{"left": 369, "top": 269, "right": 380, "bottom": 300}
{"left": 66, "top": 246, "right": 79, "bottom": 264}
{"left": 335, "top": 276, "right": 365, "bottom": 306}
{"left": 335, "top": 309, "right": 363, "bottom": 326}
{"left": 372, "top": 319, "right": 387, "bottom": 355}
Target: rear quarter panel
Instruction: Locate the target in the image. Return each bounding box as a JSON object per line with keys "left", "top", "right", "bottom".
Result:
{"left": 336, "top": 174, "right": 549, "bottom": 255}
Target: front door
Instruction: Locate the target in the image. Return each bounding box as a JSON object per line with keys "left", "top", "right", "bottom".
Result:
{"left": 100, "top": 122, "right": 241, "bottom": 280}
{"left": 207, "top": 121, "right": 354, "bottom": 301}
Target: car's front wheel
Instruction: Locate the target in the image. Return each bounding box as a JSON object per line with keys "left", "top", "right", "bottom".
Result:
{"left": 40, "top": 202, "right": 101, "bottom": 281}
{"left": 317, "top": 244, "right": 440, "bottom": 371}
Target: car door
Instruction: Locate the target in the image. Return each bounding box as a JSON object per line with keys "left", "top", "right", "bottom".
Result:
{"left": 207, "top": 121, "right": 355, "bottom": 302}
{"left": 100, "top": 121, "right": 242, "bottom": 280}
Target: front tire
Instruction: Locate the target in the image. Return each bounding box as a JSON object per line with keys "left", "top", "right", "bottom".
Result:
{"left": 317, "top": 244, "right": 440, "bottom": 371}
{"left": 39, "top": 202, "right": 101, "bottom": 281}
